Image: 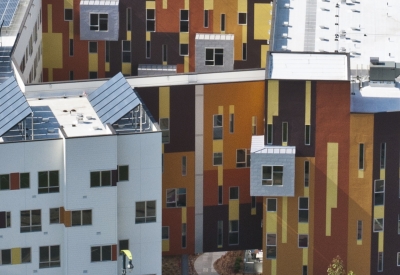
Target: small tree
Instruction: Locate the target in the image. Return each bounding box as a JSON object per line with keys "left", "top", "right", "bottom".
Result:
{"left": 327, "top": 255, "right": 355, "bottom": 275}
{"left": 233, "top": 257, "right": 242, "bottom": 273}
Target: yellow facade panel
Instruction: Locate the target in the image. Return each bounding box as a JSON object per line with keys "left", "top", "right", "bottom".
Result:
{"left": 254, "top": 4, "right": 270, "bottom": 40}
{"left": 305, "top": 81, "right": 311, "bottom": 125}
{"left": 304, "top": 187, "right": 309, "bottom": 197}
{"left": 326, "top": 142, "right": 338, "bottom": 236}
{"left": 127, "top": 31, "right": 131, "bottom": 41}
{"left": 267, "top": 80, "right": 279, "bottom": 124}
{"left": 378, "top": 231, "right": 384, "bottom": 252}
{"left": 218, "top": 106, "right": 223, "bottom": 114}
{"left": 271, "top": 259, "right": 277, "bottom": 275}
{"left": 229, "top": 199, "right": 239, "bottom": 220}
{"left": 163, "top": 0, "right": 167, "bottom": 9}
{"left": 64, "top": 0, "right": 73, "bottom": 8}
{"left": 122, "top": 63, "right": 131, "bottom": 75}
{"left": 238, "top": 0, "right": 247, "bottom": 12}
{"left": 298, "top": 223, "right": 308, "bottom": 235}
{"left": 146, "top": 32, "right": 151, "bottom": 41}
{"left": 358, "top": 169, "right": 364, "bottom": 178}
{"left": 182, "top": 207, "right": 187, "bottom": 223}
{"left": 162, "top": 240, "right": 170, "bottom": 251}
{"left": 374, "top": 205, "right": 384, "bottom": 218}
{"left": 69, "top": 21, "right": 73, "bottom": 39}
{"left": 159, "top": 87, "right": 170, "bottom": 118}
{"left": 47, "top": 4, "right": 53, "bottom": 33}
{"left": 184, "top": 0, "right": 189, "bottom": 9}
{"left": 218, "top": 165, "right": 223, "bottom": 186}
{"left": 251, "top": 208, "right": 256, "bottom": 215}
{"left": 146, "top": 1, "right": 155, "bottom": 10}
{"left": 242, "top": 25, "right": 248, "bottom": 43}
{"left": 380, "top": 169, "right": 385, "bottom": 180}
{"left": 261, "top": 44, "right": 269, "bottom": 68}
{"left": 213, "top": 140, "right": 223, "bottom": 152}
{"left": 88, "top": 53, "right": 98, "bottom": 72}
{"left": 105, "top": 62, "right": 110, "bottom": 72}
{"left": 266, "top": 212, "right": 277, "bottom": 233}
{"left": 184, "top": 56, "right": 189, "bottom": 73}
{"left": 281, "top": 197, "right": 287, "bottom": 243}
{"left": 302, "top": 248, "right": 308, "bottom": 265}
{"left": 229, "top": 105, "right": 234, "bottom": 114}
{"left": 43, "top": 33, "right": 63, "bottom": 69}
{"left": 11, "top": 248, "right": 21, "bottom": 265}
{"left": 204, "top": 0, "right": 214, "bottom": 10}
{"left": 180, "top": 32, "right": 189, "bottom": 44}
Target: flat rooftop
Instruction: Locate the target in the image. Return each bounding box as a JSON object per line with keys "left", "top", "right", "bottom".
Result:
{"left": 272, "top": 0, "right": 400, "bottom": 72}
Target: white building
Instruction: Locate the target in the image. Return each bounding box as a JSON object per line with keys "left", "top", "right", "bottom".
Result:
{"left": 0, "top": 73, "right": 162, "bottom": 275}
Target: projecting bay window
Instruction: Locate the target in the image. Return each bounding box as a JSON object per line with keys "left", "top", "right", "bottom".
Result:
{"left": 20, "top": 209, "right": 41, "bottom": 233}
{"left": 38, "top": 171, "right": 59, "bottom": 193}
{"left": 182, "top": 223, "right": 187, "bottom": 248}
{"left": 90, "top": 171, "right": 111, "bottom": 187}
{"left": 299, "top": 197, "right": 309, "bottom": 223}
{"left": 267, "top": 124, "right": 273, "bottom": 144}
{"left": 213, "top": 114, "right": 223, "bottom": 140}
{"left": 122, "top": 41, "right": 131, "bottom": 63}
{"left": 229, "top": 220, "right": 239, "bottom": 245}
{"left": 146, "top": 9, "right": 155, "bottom": 32}
{"left": 262, "top": 166, "right": 283, "bottom": 186}
{"left": 90, "top": 13, "right": 108, "bottom": 31}
{"left": 180, "top": 10, "right": 189, "bottom": 32}
{"left": 380, "top": 143, "right": 386, "bottom": 169}
{"left": 206, "top": 49, "right": 224, "bottom": 66}
{"left": 282, "top": 122, "right": 288, "bottom": 143}
{"left": 305, "top": 125, "right": 311, "bottom": 145}
{"left": 374, "top": 180, "right": 385, "bottom": 206}
{"left": 357, "top": 220, "right": 362, "bottom": 240}
{"left": 267, "top": 198, "right": 277, "bottom": 212}
{"left": 266, "top": 234, "right": 277, "bottom": 259}
{"left": 0, "top": 211, "right": 11, "bottom": 228}
{"left": 166, "top": 188, "right": 186, "bottom": 207}
{"left": 356, "top": 143, "right": 364, "bottom": 170}
{"left": 135, "top": 201, "right": 156, "bottom": 223}
{"left": 160, "top": 118, "right": 170, "bottom": 143}
{"left": 304, "top": 161, "right": 310, "bottom": 187}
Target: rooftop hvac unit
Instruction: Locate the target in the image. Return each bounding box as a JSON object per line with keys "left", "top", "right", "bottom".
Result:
{"left": 283, "top": 21, "right": 289, "bottom": 26}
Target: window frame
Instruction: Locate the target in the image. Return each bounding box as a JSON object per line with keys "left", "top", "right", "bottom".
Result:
{"left": 49, "top": 208, "right": 60, "bottom": 224}
{"left": 305, "top": 125, "right": 311, "bottom": 145}
{"left": 373, "top": 218, "right": 384, "bottom": 232}
{"left": 135, "top": 200, "right": 156, "bottom": 223}
{"left": 236, "top": 149, "right": 247, "bottom": 168}
{"left": 180, "top": 43, "right": 189, "bottom": 56}
{"left": 90, "top": 13, "right": 108, "bottom": 31}
{"left": 357, "top": 220, "right": 362, "bottom": 240}
{"left": 91, "top": 245, "right": 112, "bottom": 262}
{"left": 38, "top": 171, "right": 59, "bottom": 194}
{"left": 304, "top": 161, "right": 310, "bottom": 187}
{"left": 217, "top": 220, "right": 223, "bottom": 247}
{"left": 213, "top": 114, "right": 223, "bottom": 139}
{"left": 20, "top": 209, "right": 41, "bottom": 233}
{"left": 182, "top": 156, "right": 187, "bottom": 176}
{"left": 220, "top": 13, "right": 226, "bottom": 31}
{"left": 0, "top": 174, "right": 10, "bottom": 190}
{"left": 146, "top": 9, "right": 156, "bottom": 32}
{"left": 21, "top": 247, "right": 31, "bottom": 263}
{"left": 359, "top": 143, "right": 364, "bottom": 170}
{"left": 118, "top": 165, "right": 129, "bottom": 181}
{"left": 378, "top": 251, "right": 383, "bottom": 272}
{"left": 229, "top": 186, "right": 239, "bottom": 200}
{"left": 162, "top": 226, "right": 169, "bottom": 240}
{"left": 298, "top": 234, "right": 308, "bottom": 248}
{"left": 266, "top": 233, "right": 277, "bottom": 259}
{"left": 238, "top": 12, "right": 247, "bottom": 25}
{"left": 180, "top": 10, "right": 189, "bottom": 32}
{"left": 374, "top": 180, "right": 385, "bottom": 206}
{"left": 71, "top": 209, "right": 92, "bottom": 226}
{"left": 166, "top": 188, "right": 187, "bottom": 208}
{"left": 206, "top": 48, "right": 224, "bottom": 66}
{"left": 228, "top": 220, "right": 239, "bottom": 245}
{"left": 204, "top": 10, "right": 209, "bottom": 28}
{"left": 39, "top": 245, "right": 60, "bottom": 268}
{"left": 64, "top": 9, "right": 73, "bottom": 21}
{"left": 298, "top": 197, "right": 309, "bottom": 223}
{"left": 262, "top": 166, "right": 283, "bottom": 186}
{"left": 1, "top": 249, "right": 11, "bottom": 265}
{"left": 267, "top": 198, "right": 277, "bottom": 212}
{"left": 182, "top": 223, "right": 187, "bottom": 248}
{"left": 122, "top": 40, "right": 131, "bottom": 63}
{"left": 119, "top": 239, "right": 129, "bottom": 255}
{"left": 90, "top": 170, "right": 111, "bottom": 187}
{"left": 159, "top": 117, "right": 170, "bottom": 144}
{"left": 229, "top": 113, "right": 234, "bottom": 133}
{"left": 282, "top": 122, "right": 288, "bottom": 143}
{"left": 89, "top": 41, "right": 98, "bottom": 54}
{"left": 213, "top": 152, "right": 223, "bottom": 166}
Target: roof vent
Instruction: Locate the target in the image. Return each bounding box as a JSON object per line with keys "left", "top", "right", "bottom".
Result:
{"left": 284, "top": 3, "right": 290, "bottom": 8}
{"left": 283, "top": 21, "right": 289, "bottom": 26}
{"left": 282, "top": 33, "right": 288, "bottom": 38}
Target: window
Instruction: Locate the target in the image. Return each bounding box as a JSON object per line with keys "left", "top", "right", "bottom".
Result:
{"left": 162, "top": 44, "right": 167, "bottom": 62}
{"left": 146, "top": 41, "right": 151, "bottom": 59}
{"left": 118, "top": 165, "right": 129, "bottom": 181}
{"left": 71, "top": 210, "right": 92, "bottom": 226}
{"left": 213, "top": 114, "right": 223, "bottom": 139}
{"left": 217, "top": 221, "right": 223, "bottom": 247}
{"left": 305, "top": 125, "right": 311, "bottom": 145}
{"left": 69, "top": 39, "right": 74, "bottom": 56}
{"left": 267, "top": 124, "right": 273, "bottom": 144}
{"left": 380, "top": 143, "right": 386, "bottom": 169}
{"left": 374, "top": 218, "right": 384, "bottom": 232}
{"left": 357, "top": 220, "right": 362, "bottom": 240}
{"left": 266, "top": 234, "right": 277, "bottom": 259}
{"left": 218, "top": 186, "right": 223, "bottom": 205}
{"left": 236, "top": 149, "right": 248, "bottom": 168}
{"left": 38, "top": 171, "right": 59, "bottom": 193}
{"left": 262, "top": 166, "right": 283, "bottom": 186}
{"left": 160, "top": 118, "right": 170, "bottom": 143}
{"left": 182, "top": 223, "right": 187, "bottom": 248}
{"left": 213, "top": 152, "right": 223, "bottom": 166}
{"left": 180, "top": 10, "right": 189, "bottom": 32}
{"left": 298, "top": 234, "right": 308, "bottom": 248}
{"left": 105, "top": 41, "right": 110, "bottom": 62}
{"left": 299, "top": 197, "right": 309, "bottom": 223}
{"left": 378, "top": 252, "right": 383, "bottom": 272}
{"left": 282, "top": 122, "right": 288, "bottom": 143}
{"left": 304, "top": 161, "right": 310, "bottom": 187}
{"left": 238, "top": 13, "right": 247, "bottom": 24}
{"left": 126, "top": 8, "right": 131, "bottom": 31}
{"left": 398, "top": 215, "right": 400, "bottom": 234}
{"left": 220, "top": 14, "right": 226, "bottom": 31}
{"left": 166, "top": 188, "right": 186, "bottom": 207}
{"left": 251, "top": 196, "right": 256, "bottom": 209}
{"left": 0, "top": 211, "right": 11, "bottom": 228}
{"left": 122, "top": 41, "right": 131, "bottom": 63}
{"left": 204, "top": 10, "right": 209, "bottom": 28}
{"left": 303, "top": 266, "right": 308, "bottom": 275}
{"left": 20, "top": 209, "right": 41, "bottom": 233}
{"left": 135, "top": 201, "right": 156, "bottom": 223}
{"left": 229, "top": 220, "right": 239, "bottom": 245}
{"left": 397, "top": 252, "right": 400, "bottom": 266}
{"left": 206, "top": 48, "right": 224, "bottom": 66}
{"left": 1, "top": 249, "right": 11, "bottom": 265}
{"left": 162, "top": 227, "right": 169, "bottom": 239}
{"left": 146, "top": 9, "right": 155, "bottom": 32}
{"left": 229, "top": 113, "right": 234, "bottom": 133}
{"left": 64, "top": 9, "right": 73, "bottom": 21}
{"left": 242, "top": 43, "right": 247, "bottom": 60}
{"left": 374, "top": 180, "right": 384, "bottom": 206}
{"left": 90, "top": 13, "right": 108, "bottom": 31}
{"left": 0, "top": 174, "right": 9, "bottom": 190}
{"left": 89, "top": 72, "right": 98, "bottom": 79}
{"left": 180, "top": 44, "right": 189, "bottom": 56}
{"left": 39, "top": 245, "right": 60, "bottom": 268}
{"left": 69, "top": 71, "right": 74, "bottom": 80}
{"left": 119, "top": 240, "right": 129, "bottom": 255}
{"left": 267, "top": 198, "right": 277, "bottom": 212}
{"left": 29, "top": 36, "right": 33, "bottom": 55}
{"left": 21, "top": 247, "right": 31, "bottom": 263}
{"left": 182, "top": 156, "right": 187, "bottom": 176}
{"left": 50, "top": 208, "right": 60, "bottom": 224}
{"left": 229, "top": 187, "right": 239, "bottom": 200}
{"left": 89, "top": 41, "right": 97, "bottom": 53}
{"left": 20, "top": 54, "right": 25, "bottom": 73}
{"left": 90, "top": 171, "right": 111, "bottom": 187}
{"left": 33, "top": 22, "right": 38, "bottom": 42}
{"left": 91, "top": 245, "right": 111, "bottom": 262}
{"left": 359, "top": 143, "right": 364, "bottom": 170}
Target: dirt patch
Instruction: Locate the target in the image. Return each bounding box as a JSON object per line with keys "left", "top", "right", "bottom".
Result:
{"left": 162, "top": 254, "right": 201, "bottom": 275}
{"left": 213, "top": 251, "right": 244, "bottom": 275}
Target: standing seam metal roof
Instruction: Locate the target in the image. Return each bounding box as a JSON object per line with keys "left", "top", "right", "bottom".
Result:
{"left": 0, "top": 76, "right": 32, "bottom": 136}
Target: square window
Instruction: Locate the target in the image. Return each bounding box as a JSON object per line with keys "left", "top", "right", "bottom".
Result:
{"left": 135, "top": 200, "right": 156, "bottom": 223}
{"left": 229, "top": 187, "right": 239, "bottom": 200}
{"left": 20, "top": 209, "right": 41, "bottom": 233}
{"left": 90, "top": 13, "right": 108, "bottom": 31}
{"left": 262, "top": 166, "right": 283, "bottom": 186}
{"left": 64, "top": 9, "right": 73, "bottom": 21}
{"left": 213, "top": 152, "right": 223, "bottom": 166}
{"left": 238, "top": 13, "right": 247, "bottom": 24}
{"left": 38, "top": 171, "right": 59, "bottom": 193}
{"left": 374, "top": 218, "right": 384, "bottom": 232}
{"left": 166, "top": 188, "right": 186, "bottom": 208}
{"left": 267, "top": 198, "right": 277, "bottom": 212}
{"left": 118, "top": 165, "right": 129, "bottom": 181}
{"left": 39, "top": 245, "right": 60, "bottom": 268}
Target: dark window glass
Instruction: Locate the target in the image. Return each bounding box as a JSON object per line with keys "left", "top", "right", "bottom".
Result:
{"left": 69, "top": 39, "right": 74, "bottom": 56}
{"left": 359, "top": 143, "right": 364, "bottom": 170}
{"left": 162, "top": 44, "right": 167, "bottom": 62}
{"left": 282, "top": 122, "right": 288, "bottom": 143}
{"left": 228, "top": 220, "right": 239, "bottom": 245}
{"left": 1, "top": 249, "right": 11, "bottom": 265}
{"left": 305, "top": 125, "right": 311, "bottom": 145}
{"left": 122, "top": 41, "right": 131, "bottom": 63}
{"left": 215, "top": 49, "right": 223, "bottom": 65}
{"left": 102, "top": 246, "right": 111, "bottom": 261}
{"left": 64, "top": 9, "right": 73, "bottom": 21}
{"left": 21, "top": 247, "right": 31, "bottom": 263}
{"left": 266, "top": 234, "right": 276, "bottom": 259}
{"left": 91, "top": 172, "right": 100, "bottom": 187}
{"left": 69, "top": 71, "right": 74, "bottom": 80}
{"left": 99, "top": 14, "right": 108, "bottom": 31}
{"left": 204, "top": 10, "right": 209, "bottom": 28}
{"left": 20, "top": 173, "right": 29, "bottom": 189}
{"left": 102, "top": 171, "right": 111, "bottom": 186}
{"left": 82, "top": 210, "right": 92, "bottom": 225}
{"left": 213, "top": 114, "right": 223, "bottom": 139}
{"left": 89, "top": 72, "right": 98, "bottom": 79}
{"left": 267, "top": 124, "right": 273, "bottom": 144}
{"left": 267, "top": 198, "right": 277, "bottom": 211}
{"left": 206, "top": 48, "right": 214, "bottom": 65}
{"left": 91, "top": 246, "right": 101, "bottom": 262}
{"left": 221, "top": 14, "right": 225, "bottom": 31}
{"left": 0, "top": 174, "right": 10, "bottom": 190}
{"left": 90, "top": 14, "right": 98, "bottom": 30}
{"left": 146, "top": 10, "right": 155, "bottom": 32}
{"left": 217, "top": 221, "right": 223, "bottom": 246}
{"left": 242, "top": 43, "right": 247, "bottom": 60}
{"left": 126, "top": 8, "right": 132, "bottom": 31}
{"left": 229, "top": 187, "right": 239, "bottom": 200}
{"left": 119, "top": 240, "right": 129, "bottom": 252}
{"left": 218, "top": 186, "right": 223, "bottom": 205}
{"left": 182, "top": 223, "right": 187, "bottom": 248}
{"left": 50, "top": 208, "right": 59, "bottom": 224}
{"left": 180, "top": 44, "right": 189, "bottom": 56}
{"left": 303, "top": 266, "right": 308, "bottom": 275}
{"left": 89, "top": 42, "right": 97, "bottom": 53}
{"left": 251, "top": 196, "right": 256, "bottom": 208}
{"left": 304, "top": 161, "right": 310, "bottom": 187}
{"left": 238, "top": 13, "right": 247, "bottom": 24}
{"left": 380, "top": 143, "right": 386, "bottom": 169}
{"left": 71, "top": 211, "right": 81, "bottom": 226}
{"left": 229, "top": 113, "right": 234, "bottom": 133}
{"left": 213, "top": 153, "right": 223, "bottom": 166}
{"left": 105, "top": 41, "right": 110, "bottom": 62}
{"left": 298, "top": 234, "right": 308, "bottom": 248}
{"left": 146, "top": 41, "right": 151, "bottom": 58}
{"left": 118, "top": 165, "right": 129, "bottom": 181}
{"left": 162, "top": 227, "right": 169, "bottom": 239}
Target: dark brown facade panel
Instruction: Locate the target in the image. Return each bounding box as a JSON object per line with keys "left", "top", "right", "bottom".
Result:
{"left": 136, "top": 87, "right": 160, "bottom": 121}
{"left": 10, "top": 173, "right": 19, "bottom": 190}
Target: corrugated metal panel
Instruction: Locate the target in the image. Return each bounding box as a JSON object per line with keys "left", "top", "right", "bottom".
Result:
{"left": 250, "top": 135, "right": 265, "bottom": 153}
{"left": 0, "top": 76, "right": 32, "bottom": 136}
{"left": 88, "top": 72, "right": 141, "bottom": 125}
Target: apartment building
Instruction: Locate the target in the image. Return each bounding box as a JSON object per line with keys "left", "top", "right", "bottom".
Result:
{"left": 0, "top": 74, "right": 162, "bottom": 275}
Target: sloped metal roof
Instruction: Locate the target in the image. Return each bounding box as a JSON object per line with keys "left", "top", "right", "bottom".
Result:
{"left": 0, "top": 76, "right": 32, "bottom": 136}
{"left": 87, "top": 72, "right": 141, "bottom": 125}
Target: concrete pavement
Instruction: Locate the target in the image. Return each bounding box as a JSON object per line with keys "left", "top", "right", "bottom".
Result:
{"left": 194, "top": 252, "right": 227, "bottom": 275}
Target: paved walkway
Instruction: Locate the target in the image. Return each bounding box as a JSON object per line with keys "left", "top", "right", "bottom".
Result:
{"left": 194, "top": 252, "right": 227, "bottom": 275}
